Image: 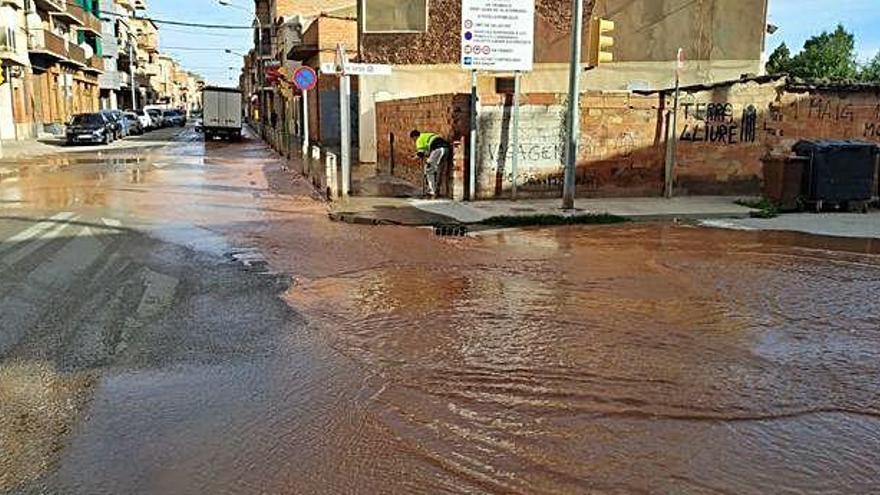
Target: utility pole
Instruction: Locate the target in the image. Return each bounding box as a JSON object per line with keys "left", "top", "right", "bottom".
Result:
{"left": 562, "top": 0, "right": 585, "bottom": 210}
{"left": 511, "top": 70, "right": 521, "bottom": 200}
{"left": 468, "top": 70, "right": 477, "bottom": 201}
{"left": 665, "top": 48, "right": 684, "bottom": 199}
{"left": 336, "top": 44, "right": 352, "bottom": 198}
{"left": 129, "top": 33, "right": 137, "bottom": 110}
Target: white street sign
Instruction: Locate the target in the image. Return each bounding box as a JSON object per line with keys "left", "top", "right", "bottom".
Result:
{"left": 461, "top": 0, "right": 534, "bottom": 72}
{"left": 320, "top": 62, "right": 392, "bottom": 76}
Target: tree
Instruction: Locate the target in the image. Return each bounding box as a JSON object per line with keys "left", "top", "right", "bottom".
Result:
{"left": 769, "top": 25, "right": 858, "bottom": 80}
{"left": 859, "top": 52, "right": 880, "bottom": 83}
{"left": 787, "top": 25, "right": 858, "bottom": 80}
{"left": 766, "top": 43, "right": 792, "bottom": 75}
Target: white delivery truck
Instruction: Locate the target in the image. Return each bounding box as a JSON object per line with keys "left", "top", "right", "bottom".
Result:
{"left": 202, "top": 86, "right": 243, "bottom": 141}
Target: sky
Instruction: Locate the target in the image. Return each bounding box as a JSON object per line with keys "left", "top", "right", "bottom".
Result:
{"left": 147, "top": 0, "right": 253, "bottom": 85}
{"left": 767, "top": 0, "right": 880, "bottom": 62}
{"left": 144, "top": 0, "right": 880, "bottom": 85}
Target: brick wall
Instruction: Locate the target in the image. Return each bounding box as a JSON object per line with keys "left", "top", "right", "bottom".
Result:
{"left": 375, "top": 94, "right": 471, "bottom": 185}
{"left": 375, "top": 79, "right": 880, "bottom": 199}
{"left": 669, "top": 80, "right": 779, "bottom": 194}
{"left": 669, "top": 80, "right": 880, "bottom": 194}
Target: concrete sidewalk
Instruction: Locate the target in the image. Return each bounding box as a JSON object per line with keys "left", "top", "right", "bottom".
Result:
{"left": 329, "top": 195, "right": 758, "bottom": 226}
{"left": 701, "top": 212, "right": 880, "bottom": 239}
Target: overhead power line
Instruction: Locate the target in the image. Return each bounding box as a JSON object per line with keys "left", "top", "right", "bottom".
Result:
{"left": 161, "top": 46, "right": 250, "bottom": 51}
{"left": 132, "top": 17, "right": 253, "bottom": 30}
{"left": 62, "top": 1, "right": 253, "bottom": 30}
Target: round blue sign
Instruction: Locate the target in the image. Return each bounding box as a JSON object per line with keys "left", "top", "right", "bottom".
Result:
{"left": 293, "top": 66, "right": 318, "bottom": 91}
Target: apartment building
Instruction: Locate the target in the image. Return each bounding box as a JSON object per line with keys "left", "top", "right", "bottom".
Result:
{"left": 0, "top": 0, "right": 32, "bottom": 140}
{"left": 24, "top": 0, "right": 104, "bottom": 134}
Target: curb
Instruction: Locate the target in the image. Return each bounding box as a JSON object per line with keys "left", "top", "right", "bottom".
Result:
{"left": 0, "top": 167, "right": 18, "bottom": 181}
{"left": 328, "top": 212, "right": 400, "bottom": 225}
{"left": 327, "top": 209, "right": 760, "bottom": 228}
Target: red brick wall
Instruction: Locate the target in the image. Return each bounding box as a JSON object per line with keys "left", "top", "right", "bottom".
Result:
{"left": 670, "top": 81, "right": 778, "bottom": 194}
{"left": 670, "top": 81, "right": 880, "bottom": 195}
{"left": 575, "top": 93, "right": 665, "bottom": 197}
{"left": 374, "top": 80, "right": 880, "bottom": 198}
{"left": 375, "top": 94, "right": 471, "bottom": 184}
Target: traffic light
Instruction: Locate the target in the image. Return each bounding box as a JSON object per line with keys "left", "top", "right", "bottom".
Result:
{"left": 588, "top": 17, "right": 615, "bottom": 67}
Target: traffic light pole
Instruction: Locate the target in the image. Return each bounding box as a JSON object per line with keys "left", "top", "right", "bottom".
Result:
{"left": 562, "top": 0, "right": 585, "bottom": 210}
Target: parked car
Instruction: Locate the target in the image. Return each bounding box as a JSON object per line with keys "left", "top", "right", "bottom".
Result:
{"left": 100, "top": 110, "right": 128, "bottom": 139}
{"left": 146, "top": 108, "right": 165, "bottom": 128}
{"left": 133, "top": 109, "right": 154, "bottom": 131}
{"left": 123, "top": 112, "right": 145, "bottom": 135}
{"left": 163, "top": 109, "right": 185, "bottom": 127}
{"left": 66, "top": 113, "right": 114, "bottom": 145}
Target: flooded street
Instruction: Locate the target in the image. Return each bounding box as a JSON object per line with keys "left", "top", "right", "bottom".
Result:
{"left": 2, "top": 128, "right": 880, "bottom": 494}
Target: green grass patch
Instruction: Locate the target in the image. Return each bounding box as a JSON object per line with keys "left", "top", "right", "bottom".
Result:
{"left": 477, "top": 213, "right": 629, "bottom": 227}
{"left": 736, "top": 198, "right": 782, "bottom": 219}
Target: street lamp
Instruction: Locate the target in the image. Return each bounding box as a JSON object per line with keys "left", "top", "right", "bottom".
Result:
{"left": 218, "top": 0, "right": 266, "bottom": 133}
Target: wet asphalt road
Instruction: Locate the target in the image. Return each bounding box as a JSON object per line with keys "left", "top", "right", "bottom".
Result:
{"left": 2, "top": 126, "right": 880, "bottom": 494}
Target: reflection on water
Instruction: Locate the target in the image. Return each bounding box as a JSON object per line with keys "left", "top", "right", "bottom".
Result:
{"left": 6, "top": 136, "right": 880, "bottom": 493}
{"left": 288, "top": 224, "right": 880, "bottom": 493}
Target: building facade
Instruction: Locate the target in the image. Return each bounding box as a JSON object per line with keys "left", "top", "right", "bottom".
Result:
{"left": 357, "top": 0, "right": 771, "bottom": 162}
{"left": 25, "top": 0, "right": 104, "bottom": 135}
{"left": 0, "top": 0, "right": 33, "bottom": 140}
{"left": 241, "top": 0, "right": 355, "bottom": 151}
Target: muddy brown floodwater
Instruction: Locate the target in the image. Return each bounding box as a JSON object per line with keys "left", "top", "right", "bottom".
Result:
{"left": 3, "top": 132, "right": 880, "bottom": 494}
{"left": 286, "top": 224, "right": 880, "bottom": 494}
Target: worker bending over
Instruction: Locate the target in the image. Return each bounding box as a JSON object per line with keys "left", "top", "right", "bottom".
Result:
{"left": 410, "top": 129, "right": 451, "bottom": 198}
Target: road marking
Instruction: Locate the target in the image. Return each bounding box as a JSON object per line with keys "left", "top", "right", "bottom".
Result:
{"left": 101, "top": 218, "right": 122, "bottom": 228}
{"left": 116, "top": 268, "right": 180, "bottom": 355}
{"left": 1, "top": 214, "right": 81, "bottom": 267}
{"left": 1, "top": 212, "right": 76, "bottom": 247}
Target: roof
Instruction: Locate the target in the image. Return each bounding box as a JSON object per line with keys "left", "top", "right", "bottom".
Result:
{"left": 637, "top": 74, "right": 880, "bottom": 96}
{"left": 635, "top": 74, "right": 786, "bottom": 95}
{"left": 785, "top": 78, "right": 880, "bottom": 93}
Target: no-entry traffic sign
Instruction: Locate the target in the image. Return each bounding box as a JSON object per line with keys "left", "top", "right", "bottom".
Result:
{"left": 293, "top": 66, "right": 318, "bottom": 91}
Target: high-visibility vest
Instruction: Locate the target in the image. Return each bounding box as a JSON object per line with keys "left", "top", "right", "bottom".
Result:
{"left": 415, "top": 132, "right": 440, "bottom": 153}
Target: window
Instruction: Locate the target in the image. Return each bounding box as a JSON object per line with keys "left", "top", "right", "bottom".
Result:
{"left": 363, "top": 0, "right": 428, "bottom": 33}
{"left": 0, "top": 25, "right": 15, "bottom": 51}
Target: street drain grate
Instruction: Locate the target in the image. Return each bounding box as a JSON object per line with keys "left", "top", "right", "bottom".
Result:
{"left": 433, "top": 224, "right": 469, "bottom": 237}
{"left": 226, "top": 248, "right": 274, "bottom": 273}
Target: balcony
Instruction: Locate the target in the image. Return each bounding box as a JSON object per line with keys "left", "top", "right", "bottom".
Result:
{"left": 51, "top": 2, "right": 85, "bottom": 26}
{"left": 66, "top": 43, "right": 87, "bottom": 67}
{"left": 98, "top": 69, "right": 122, "bottom": 89}
{"left": 33, "top": 0, "right": 64, "bottom": 12}
{"left": 83, "top": 56, "right": 104, "bottom": 73}
{"left": 80, "top": 11, "right": 103, "bottom": 36}
{"left": 28, "top": 29, "right": 68, "bottom": 60}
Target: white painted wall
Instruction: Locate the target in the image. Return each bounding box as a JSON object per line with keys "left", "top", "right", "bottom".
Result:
{"left": 0, "top": 80, "right": 15, "bottom": 141}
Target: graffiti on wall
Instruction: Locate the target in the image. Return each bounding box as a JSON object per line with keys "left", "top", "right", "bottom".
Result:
{"left": 680, "top": 102, "right": 759, "bottom": 145}
{"left": 763, "top": 103, "right": 785, "bottom": 137}
{"left": 864, "top": 104, "right": 880, "bottom": 138}
{"left": 806, "top": 98, "right": 854, "bottom": 122}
